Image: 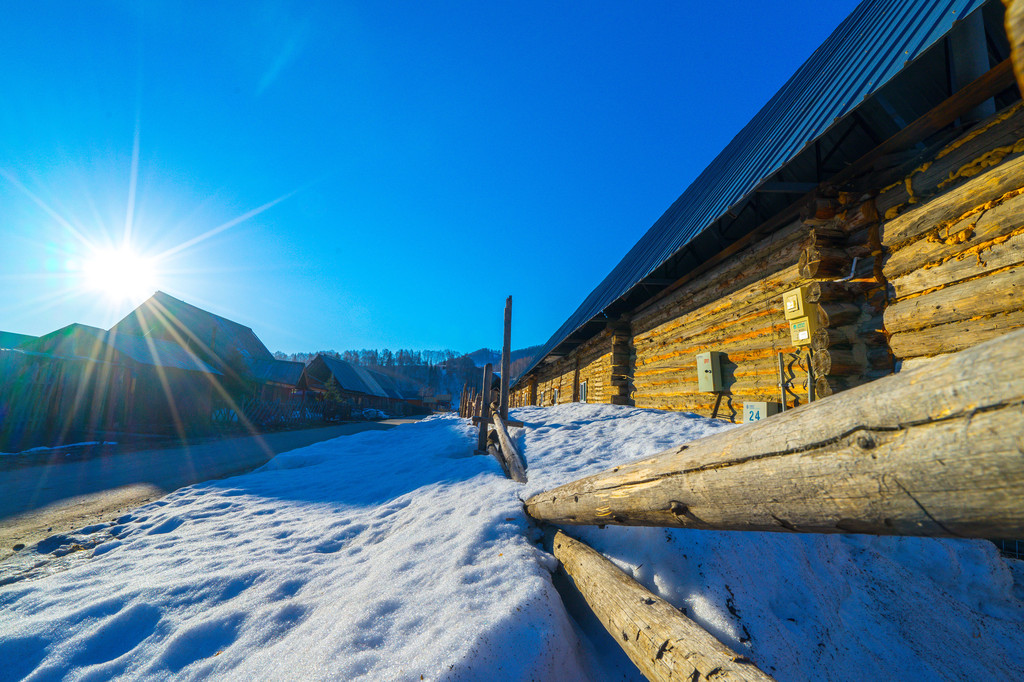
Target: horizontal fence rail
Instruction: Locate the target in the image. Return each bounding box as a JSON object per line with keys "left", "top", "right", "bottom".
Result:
{"left": 526, "top": 327, "right": 1024, "bottom": 539}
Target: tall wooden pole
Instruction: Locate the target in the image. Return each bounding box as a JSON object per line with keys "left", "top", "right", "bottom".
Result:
{"left": 477, "top": 363, "right": 492, "bottom": 452}
{"left": 500, "top": 296, "right": 512, "bottom": 421}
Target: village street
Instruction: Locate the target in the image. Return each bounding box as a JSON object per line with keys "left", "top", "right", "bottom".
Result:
{"left": 0, "top": 418, "right": 421, "bottom": 562}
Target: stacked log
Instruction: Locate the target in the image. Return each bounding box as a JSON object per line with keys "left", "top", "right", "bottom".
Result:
{"left": 609, "top": 322, "right": 633, "bottom": 406}
{"left": 534, "top": 330, "right": 619, "bottom": 407}
{"left": 881, "top": 126, "right": 1024, "bottom": 366}
{"left": 876, "top": 101, "right": 1024, "bottom": 221}
{"left": 632, "top": 220, "right": 812, "bottom": 419}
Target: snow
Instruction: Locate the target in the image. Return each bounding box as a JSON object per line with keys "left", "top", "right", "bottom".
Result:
{"left": 1, "top": 403, "right": 1022, "bottom": 681}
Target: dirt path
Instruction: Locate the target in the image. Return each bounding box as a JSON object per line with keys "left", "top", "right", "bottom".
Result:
{"left": 0, "top": 419, "right": 420, "bottom": 562}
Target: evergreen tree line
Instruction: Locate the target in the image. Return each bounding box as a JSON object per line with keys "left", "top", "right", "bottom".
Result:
{"left": 272, "top": 346, "right": 542, "bottom": 401}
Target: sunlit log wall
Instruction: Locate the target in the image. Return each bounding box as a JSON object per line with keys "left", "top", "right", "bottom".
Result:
{"left": 514, "top": 101, "right": 1024, "bottom": 421}
{"left": 879, "top": 102, "right": 1024, "bottom": 371}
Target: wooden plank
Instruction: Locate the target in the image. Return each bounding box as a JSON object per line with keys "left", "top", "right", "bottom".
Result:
{"left": 884, "top": 265, "right": 1024, "bottom": 333}
{"left": 500, "top": 296, "right": 512, "bottom": 420}
{"left": 492, "top": 413, "right": 527, "bottom": 483}
{"left": 552, "top": 531, "right": 774, "bottom": 682}
{"left": 477, "top": 363, "right": 492, "bottom": 453}
{"left": 837, "top": 59, "right": 1018, "bottom": 189}
{"left": 526, "top": 328, "right": 1024, "bottom": 538}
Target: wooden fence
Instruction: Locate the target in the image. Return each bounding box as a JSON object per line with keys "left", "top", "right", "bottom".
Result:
{"left": 212, "top": 394, "right": 331, "bottom": 429}
{"left": 522, "top": 327, "right": 1024, "bottom": 681}
{"left": 459, "top": 297, "right": 528, "bottom": 482}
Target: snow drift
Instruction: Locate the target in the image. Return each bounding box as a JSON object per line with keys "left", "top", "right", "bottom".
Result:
{"left": 0, "top": 404, "right": 1021, "bottom": 681}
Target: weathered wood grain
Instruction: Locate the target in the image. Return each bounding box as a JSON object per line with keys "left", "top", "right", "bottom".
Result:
{"left": 877, "top": 101, "right": 1024, "bottom": 217}
{"left": 492, "top": 413, "right": 527, "bottom": 483}
{"left": 527, "top": 328, "right": 1024, "bottom": 538}
{"left": 884, "top": 265, "right": 1024, "bottom": 333}
{"left": 1008, "top": 0, "right": 1024, "bottom": 92}
{"left": 888, "top": 309, "right": 1024, "bottom": 359}
{"left": 552, "top": 531, "right": 774, "bottom": 682}
{"left": 890, "top": 229, "right": 1024, "bottom": 299}
{"left": 880, "top": 153, "right": 1024, "bottom": 250}
{"left": 798, "top": 246, "right": 849, "bottom": 279}
{"left": 883, "top": 188, "right": 1024, "bottom": 281}
{"left": 500, "top": 296, "right": 512, "bottom": 420}
{"left": 477, "top": 363, "right": 492, "bottom": 452}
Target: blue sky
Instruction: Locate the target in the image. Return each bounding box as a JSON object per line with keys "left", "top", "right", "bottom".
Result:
{"left": 1, "top": 1, "right": 860, "bottom": 354}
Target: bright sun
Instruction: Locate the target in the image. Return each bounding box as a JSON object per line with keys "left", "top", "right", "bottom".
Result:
{"left": 82, "top": 247, "right": 157, "bottom": 301}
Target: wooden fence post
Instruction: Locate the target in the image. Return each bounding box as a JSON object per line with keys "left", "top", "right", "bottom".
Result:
{"left": 477, "top": 363, "right": 492, "bottom": 452}
{"left": 500, "top": 296, "right": 512, "bottom": 421}
{"left": 492, "top": 413, "right": 527, "bottom": 483}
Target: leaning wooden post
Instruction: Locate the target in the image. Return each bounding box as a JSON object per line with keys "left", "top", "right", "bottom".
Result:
{"left": 527, "top": 328, "right": 1024, "bottom": 539}
{"left": 492, "top": 412, "right": 527, "bottom": 482}
{"left": 500, "top": 296, "right": 512, "bottom": 421}
{"left": 477, "top": 363, "right": 493, "bottom": 452}
{"left": 552, "top": 531, "right": 774, "bottom": 682}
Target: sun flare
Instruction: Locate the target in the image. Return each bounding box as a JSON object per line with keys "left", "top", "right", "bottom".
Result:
{"left": 82, "top": 247, "right": 157, "bottom": 302}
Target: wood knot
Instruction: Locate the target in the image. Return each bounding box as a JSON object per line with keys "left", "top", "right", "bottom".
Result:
{"left": 669, "top": 501, "right": 688, "bottom": 516}
{"left": 856, "top": 435, "right": 877, "bottom": 450}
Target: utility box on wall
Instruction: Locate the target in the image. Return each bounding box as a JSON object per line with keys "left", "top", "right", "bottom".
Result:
{"left": 743, "top": 401, "right": 780, "bottom": 423}
{"left": 696, "top": 351, "right": 722, "bottom": 392}
{"left": 789, "top": 315, "right": 818, "bottom": 346}
{"left": 784, "top": 286, "right": 817, "bottom": 346}
{"left": 782, "top": 286, "right": 809, "bottom": 320}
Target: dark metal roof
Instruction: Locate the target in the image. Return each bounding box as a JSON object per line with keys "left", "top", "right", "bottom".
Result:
{"left": 516, "top": 0, "right": 997, "bottom": 384}
{"left": 315, "top": 355, "right": 403, "bottom": 400}
{"left": 22, "top": 323, "right": 221, "bottom": 374}
{"left": 249, "top": 358, "right": 304, "bottom": 387}
{"left": 366, "top": 369, "right": 405, "bottom": 401}
{"left": 111, "top": 291, "right": 274, "bottom": 371}
{"left": 0, "top": 331, "right": 36, "bottom": 349}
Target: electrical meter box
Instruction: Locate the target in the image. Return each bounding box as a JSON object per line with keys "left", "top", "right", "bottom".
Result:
{"left": 696, "top": 351, "right": 723, "bottom": 392}
{"left": 744, "top": 401, "right": 780, "bottom": 423}
{"left": 789, "top": 314, "right": 818, "bottom": 346}
{"left": 783, "top": 286, "right": 810, "bottom": 320}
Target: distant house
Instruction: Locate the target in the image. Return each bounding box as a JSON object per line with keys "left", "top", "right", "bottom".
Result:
{"left": 301, "top": 355, "right": 420, "bottom": 415}
{"left": 111, "top": 291, "right": 301, "bottom": 402}
{"left": 1, "top": 323, "right": 221, "bottom": 447}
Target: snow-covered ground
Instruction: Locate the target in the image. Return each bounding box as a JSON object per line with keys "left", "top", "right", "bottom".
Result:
{"left": 1, "top": 404, "right": 1022, "bottom": 681}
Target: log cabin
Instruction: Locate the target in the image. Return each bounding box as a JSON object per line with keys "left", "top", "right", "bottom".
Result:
{"left": 511, "top": 0, "right": 1024, "bottom": 423}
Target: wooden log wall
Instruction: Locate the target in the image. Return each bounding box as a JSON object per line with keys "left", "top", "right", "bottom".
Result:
{"left": 514, "top": 96, "right": 1024, "bottom": 419}
{"left": 630, "top": 219, "right": 813, "bottom": 421}
{"left": 880, "top": 101, "right": 1024, "bottom": 367}
{"left": 532, "top": 329, "right": 617, "bottom": 406}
